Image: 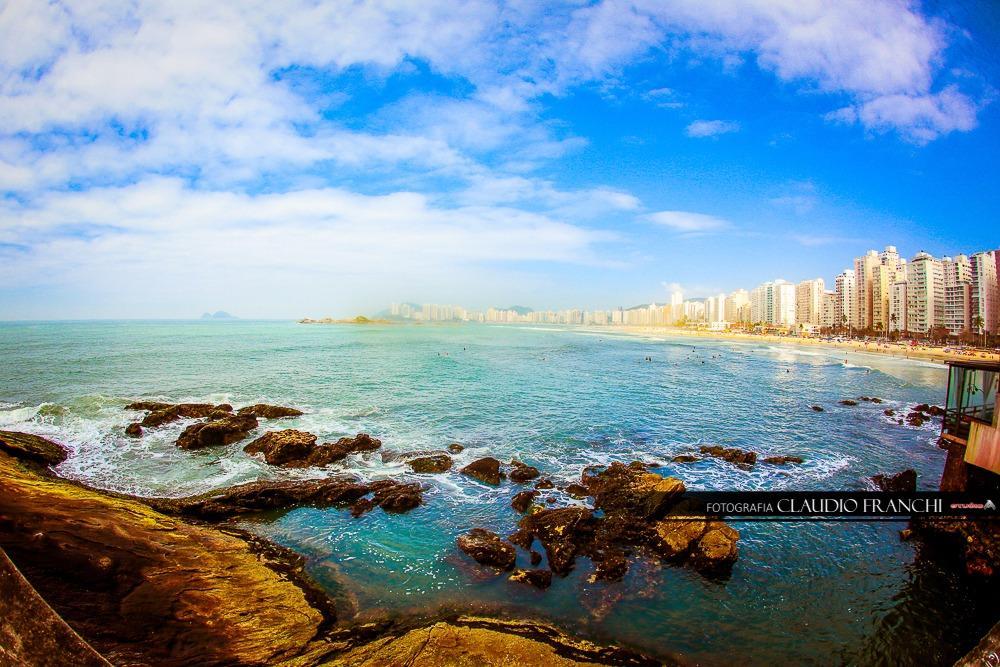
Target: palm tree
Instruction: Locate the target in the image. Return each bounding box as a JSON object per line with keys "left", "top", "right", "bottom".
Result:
{"left": 841, "top": 314, "right": 848, "bottom": 338}
{"left": 889, "top": 312, "right": 897, "bottom": 340}
{"left": 972, "top": 314, "right": 986, "bottom": 348}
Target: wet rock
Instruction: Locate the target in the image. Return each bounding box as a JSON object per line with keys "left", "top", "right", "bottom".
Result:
{"left": 509, "top": 568, "right": 553, "bottom": 589}
{"left": 529, "top": 550, "right": 542, "bottom": 566}
{"left": 906, "top": 412, "right": 926, "bottom": 427}
{"left": 511, "top": 490, "right": 539, "bottom": 514}
{"left": 236, "top": 404, "right": 304, "bottom": 419}
{"left": 243, "top": 429, "right": 317, "bottom": 466}
{"left": 590, "top": 553, "right": 630, "bottom": 582}
{"left": 859, "top": 396, "right": 883, "bottom": 403}
{"left": 534, "top": 478, "right": 554, "bottom": 490}
{"left": 884, "top": 409, "right": 896, "bottom": 416}
{"left": 0, "top": 431, "right": 68, "bottom": 467}
{"left": 447, "top": 443, "right": 464, "bottom": 453}
{"left": 408, "top": 453, "right": 453, "bottom": 474}
{"left": 509, "top": 460, "right": 540, "bottom": 483}
{"left": 125, "top": 400, "right": 173, "bottom": 411}
{"left": 302, "top": 433, "right": 383, "bottom": 467}
{"left": 516, "top": 508, "right": 595, "bottom": 576}
{"left": 671, "top": 454, "right": 698, "bottom": 463}
{"left": 810, "top": 405, "right": 825, "bottom": 412}
{"left": 899, "top": 528, "right": 913, "bottom": 541}
{"left": 689, "top": 522, "right": 739, "bottom": 573}
{"left": 368, "top": 480, "right": 422, "bottom": 514}
{"left": 762, "top": 455, "right": 804, "bottom": 465}
{"left": 698, "top": 445, "right": 757, "bottom": 467}
{"left": 583, "top": 462, "right": 685, "bottom": 520}
{"left": 653, "top": 516, "right": 708, "bottom": 559}
{"left": 141, "top": 403, "right": 222, "bottom": 428}
{"left": 457, "top": 528, "right": 517, "bottom": 570}
{"left": 461, "top": 457, "right": 504, "bottom": 486}
{"left": 564, "top": 483, "right": 589, "bottom": 498}
{"left": 175, "top": 414, "right": 258, "bottom": 450}
{"left": 124, "top": 423, "right": 143, "bottom": 438}
{"left": 912, "top": 516, "right": 999, "bottom": 579}
{"left": 870, "top": 469, "right": 917, "bottom": 492}
{"left": 926, "top": 405, "right": 945, "bottom": 417}
{"left": 839, "top": 399, "right": 858, "bottom": 406}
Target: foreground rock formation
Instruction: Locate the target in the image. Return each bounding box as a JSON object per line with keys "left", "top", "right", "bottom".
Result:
{"left": 0, "top": 430, "right": 660, "bottom": 666}
{"left": 244, "top": 431, "right": 382, "bottom": 467}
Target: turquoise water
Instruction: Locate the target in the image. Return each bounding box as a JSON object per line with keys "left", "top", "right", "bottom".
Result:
{"left": 0, "top": 320, "right": 995, "bottom": 665}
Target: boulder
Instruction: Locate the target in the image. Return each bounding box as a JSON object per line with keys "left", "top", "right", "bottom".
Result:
{"left": 698, "top": 445, "right": 757, "bottom": 466}
{"left": 762, "top": 455, "right": 804, "bottom": 465}
{"left": 509, "top": 461, "right": 540, "bottom": 483}
{"left": 564, "top": 483, "right": 589, "bottom": 498}
{"left": 689, "top": 522, "right": 739, "bottom": 573}
{"left": 141, "top": 403, "right": 222, "bottom": 428}
{"left": 299, "top": 433, "right": 382, "bottom": 467}
{"left": 243, "top": 430, "right": 317, "bottom": 466}
{"left": 810, "top": 405, "right": 825, "bottom": 412}
{"left": 124, "top": 423, "right": 143, "bottom": 438}
{"left": 515, "top": 508, "right": 595, "bottom": 576}
{"left": 884, "top": 409, "right": 895, "bottom": 416}
{"left": 870, "top": 469, "right": 917, "bottom": 493}
{"left": 456, "top": 528, "right": 516, "bottom": 570}
{"left": 534, "top": 478, "right": 554, "bottom": 490}
{"left": 368, "top": 480, "right": 422, "bottom": 514}
{"left": 653, "top": 516, "right": 708, "bottom": 559}
{"left": 511, "top": 490, "right": 539, "bottom": 514}
{"left": 447, "top": 443, "right": 464, "bottom": 453}
{"left": 839, "top": 399, "right": 858, "bottom": 406}
{"left": 591, "top": 553, "right": 630, "bottom": 582}
{"left": 508, "top": 568, "right": 553, "bottom": 589}
{"left": 175, "top": 414, "right": 258, "bottom": 450}
{"left": 671, "top": 454, "right": 698, "bottom": 463}
{"left": 408, "top": 454, "right": 453, "bottom": 474}
{"left": 0, "top": 431, "right": 68, "bottom": 467}
{"left": 582, "top": 462, "right": 685, "bottom": 520}
{"left": 236, "top": 404, "right": 304, "bottom": 419}
{"left": 461, "top": 457, "right": 504, "bottom": 486}
{"left": 125, "top": 400, "right": 173, "bottom": 411}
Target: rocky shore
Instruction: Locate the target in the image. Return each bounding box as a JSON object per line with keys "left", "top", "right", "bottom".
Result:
{"left": 0, "top": 430, "right": 663, "bottom": 666}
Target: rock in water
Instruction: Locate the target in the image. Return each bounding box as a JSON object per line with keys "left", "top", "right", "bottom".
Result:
{"left": 0, "top": 431, "right": 68, "bottom": 467}
{"left": 582, "top": 461, "right": 685, "bottom": 520}
{"left": 237, "top": 404, "right": 304, "bottom": 419}
{"left": 762, "top": 455, "right": 804, "bottom": 465}
{"left": 447, "top": 443, "right": 464, "bottom": 453}
{"left": 175, "top": 414, "right": 258, "bottom": 450}
{"left": 456, "top": 528, "right": 517, "bottom": 570}
{"left": 511, "top": 490, "right": 539, "bottom": 513}
{"left": 654, "top": 516, "right": 709, "bottom": 559}
{"left": 125, "top": 400, "right": 172, "bottom": 411}
{"left": 870, "top": 469, "right": 917, "bottom": 492}
{"left": 810, "top": 405, "right": 825, "bottom": 412}
{"left": 243, "top": 430, "right": 317, "bottom": 465}
{"left": 125, "top": 423, "right": 143, "bottom": 437}
{"left": 671, "top": 454, "right": 698, "bottom": 463}
{"left": 461, "top": 457, "right": 504, "bottom": 485}
{"left": 509, "top": 460, "right": 540, "bottom": 483}
{"left": 508, "top": 568, "right": 553, "bottom": 589}
{"left": 698, "top": 445, "right": 757, "bottom": 466}
{"left": 514, "top": 507, "right": 595, "bottom": 576}
{"left": 839, "top": 399, "right": 858, "bottom": 406}
{"left": 408, "top": 454, "right": 453, "bottom": 473}
{"left": 689, "top": 522, "right": 740, "bottom": 573}
{"left": 140, "top": 403, "right": 224, "bottom": 428}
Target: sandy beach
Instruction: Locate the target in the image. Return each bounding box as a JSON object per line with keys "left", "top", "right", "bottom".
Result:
{"left": 602, "top": 326, "right": 1000, "bottom": 365}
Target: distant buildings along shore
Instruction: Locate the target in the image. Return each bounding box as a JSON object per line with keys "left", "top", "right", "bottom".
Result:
{"left": 388, "top": 245, "right": 1000, "bottom": 339}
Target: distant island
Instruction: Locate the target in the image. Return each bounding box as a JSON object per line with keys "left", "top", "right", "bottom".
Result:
{"left": 201, "top": 311, "right": 238, "bottom": 320}
{"left": 299, "top": 315, "right": 393, "bottom": 324}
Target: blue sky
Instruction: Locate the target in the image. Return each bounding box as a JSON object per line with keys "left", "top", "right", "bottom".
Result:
{"left": 0, "top": 0, "right": 998, "bottom": 319}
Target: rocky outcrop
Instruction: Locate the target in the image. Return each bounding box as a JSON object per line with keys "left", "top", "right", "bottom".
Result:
{"left": 461, "top": 457, "right": 504, "bottom": 485}
{"left": 0, "top": 431, "right": 68, "bottom": 467}
{"left": 456, "top": 529, "right": 516, "bottom": 570}
{"left": 139, "top": 403, "right": 226, "bottom": 428}
{"left": 839, "top": 399, "right": 858, "bottom": 406}
{"left": 870, "top": 469, "right": 917, "bottom": 492}
{"left": 407, "top": 453, "right": 453, "bottom": 474}
{"left": 124, "top": 422, "right": 142, "bottom": 437}
{"left": 244, "top": 429, "right": 317, "bottom": 465}
{"left": 176, "top": 413, "right": 258, "bottom": 449}
{"left": 534, "top": 478, "right": 554, "bottom": 490}
{"left": 912, "top": 516, "right": 999, "bottom": 580}
{"left": 810, "top": 405, "right": 825, "bottom": 412}
{"left": 243, "top": 432, "right": 382, "bottom": 468}
{"left": 671, "top": 454, "right": 698, "bottom": 463}
{"left": 762, "top": 455, "right": 804, "bottom": 465}
{"left": 237, "top": 404, "right": 304, "bottom": 419}
{"left": 350, "top": 480, "right": 422, "bottom": 516}
{"left": 581, "top": 461, "right": 684, "bottom": 521}
{"left": 509, "top": 460, "right": 540, "bottom": 483}
{"left": 698, "top": 445, "right": 757, "bottom": 466}
{"left": 124, "top": 400, "right": 172, "bottom": 412}
{"left": 511, "top": 490, "right": 539, "bottom": 513}
{"left": 508, "top": 568, "right": 552, "bottom": 589}
{"left": 447, "top": 443, "right": 464, "bottom": 453}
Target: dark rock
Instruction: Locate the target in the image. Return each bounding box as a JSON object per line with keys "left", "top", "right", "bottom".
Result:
{"left": 529, "top": 550, "right": 542, "bottom": 566}
{"left": 300, "top": 433, "right": 382, "bottom": 467}
{"left": 871, "top": 469, "right": 917, "bottom": 493}
{"left": 926, "top": 405, "right": 945, "bottom": 417}
{"left": 456, "top": 528, "right": 516, "bottom": 570}
{"left": 564, "top": 483, "right": 589, "bottom": 498}
{"left": 0, "top": 431, "right": 68, "bottom": 467}
{"left": 509, "top": 460, "right": 540, "bottom": 483}
{"left": 175, "top": 414, "right": 258, "bottom": 450}
{"left": 689, "top": 522, "right": 740, "bottom": 573}
{"left": 125, "top": 400, "right": 172, "bottom": 411}
{"left": 671, "top": 454, "right": 698, "bottom": 463}
{"left": 461, "top": 457, "right": 504, "bottom": 486}
{"left": 508, "top": 568, "right": 552, "bottom": 589}
{"left": 141, "top": 403, "right": 221, "bottom": 428}
{"left": 511, "top": 490, "right": 539, "bottom": 513}
{"left": 125, "top": 423, "right": 143, "bottom": 438}
{"left": 369, "top": 480, "right": 422, "bottom": 514}
{"left": 884, "top": 409, "right": 895, "bottom": 416}
{"left": 447, "top": 443, "right": 464, "bottom": 453}
{"left": 516, "top": 508, "right": 594, "bottom": 576}
{"left": 810, "top": 405, "right": 825, "bottom": 412}
{"left": 698, "top": 445, "right": 757, "bottom": 466}
{"left": 591, "top": 553, "right": 629, "bottom": 582}
{"left": 582, "top": 461, "right": 685, "bottom": 520}
{"left": 905, "top": 412, "right": 926, "bottom": 427}
{"left": 762, "top": 455, "right": 804, "bottom": 465}
{"left": 407, "top": 454, "right": 452, "bottom": 474}
{"left": 839, "top": 399, "right": 858, "bottom": 406}
{"left": 243, "top": 430, "right": 317, "bottom": 465}
{"left": 237, "top": 404, "right": 304, "bottom": 419}
{"left": 534, "top": 478, "right": 554, "bottom": 490}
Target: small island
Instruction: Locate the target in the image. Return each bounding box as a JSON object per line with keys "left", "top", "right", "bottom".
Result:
{"left": 201, "top": 311, "right": 238, "bottom": 320}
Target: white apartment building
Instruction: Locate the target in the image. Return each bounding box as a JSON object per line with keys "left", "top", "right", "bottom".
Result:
{"left": 725, "top": 289, "right": 751, "bottom": 323}
{"left": 795, "top": 278, "right": 825, "bottom": 326}
{"left": 889, "top": 281, "right": 908, "bottom": 332}
{"left": 942, "top": 254, "right": 972, "bottom": 336}
{"left": 970, "top": 251, "right": 999, "bottom": 335}
{"left": 854, "top": 250, "right": 880, "bottom": 331}
{"left": 820, "top": 291, "right": 837, "bottom": 328}
{"left": 835, "top": 269, "right": 857, "bottom": 330}
{"left": 750, "top": 280, "right": 795, "bottom": 326}
{"left": 871, "top": 246, "right": 907, "bottom": 332}
{"left": 906, "top": 251, "right": 945, "bottom": 334}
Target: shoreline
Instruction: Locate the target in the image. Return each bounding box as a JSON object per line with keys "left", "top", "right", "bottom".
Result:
{"left": 581, "top": 325, "right": 999, "bottom": 365}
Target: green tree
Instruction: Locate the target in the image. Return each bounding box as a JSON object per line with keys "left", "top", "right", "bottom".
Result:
{"left": 972, "top": 314, "right": 986, "bottom": 348}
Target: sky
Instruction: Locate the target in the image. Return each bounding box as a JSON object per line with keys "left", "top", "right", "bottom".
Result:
{"left": 0, "top": 0, "right": 998, "bottom": 319}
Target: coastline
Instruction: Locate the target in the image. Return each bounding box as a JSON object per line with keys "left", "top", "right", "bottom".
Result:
{"left": 586, "top": 325, "right": 1000, "bottom": 365}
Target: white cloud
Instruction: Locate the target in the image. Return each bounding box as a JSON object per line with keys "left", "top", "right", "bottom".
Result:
{"left": 685, "top": 119, "right": 740, "bottom": 138}
{"left": 828, "top": 85, "right": 979, "bottom": 144}
{"left": 646, "top": 210, "right": 731, "bottom": 234}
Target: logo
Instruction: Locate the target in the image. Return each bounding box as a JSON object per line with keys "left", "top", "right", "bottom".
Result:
{"left": 985, "top": 499, "right": 996, "bottom": 511}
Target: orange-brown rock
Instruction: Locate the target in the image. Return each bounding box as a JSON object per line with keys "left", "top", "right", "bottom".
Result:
{"left": 461, "top": 457, "right": 504, "bottom": 486}
{"left": 176, "top": 413, "right": 258, "bottom": 449}
{"left": 237, "top": 403, "right": 304, "bottom": 419}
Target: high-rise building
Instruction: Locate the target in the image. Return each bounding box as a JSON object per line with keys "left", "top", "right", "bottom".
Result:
{"left": 854, "top": 249, "right": 880, "bottom": 331}
{"left": 820, "top": 291, "right": 837, "bottom": 328}
{"left": 970, "top": 250, "right": 999, "bottom": 336}
{"left": 725, "top": 289, "right": 750, "bottom": 323}
{"left": 889, "top": 281, "right": 908, "bottom": 333}
{"left": 750, "top": 280, "right": 795, "bottom": 326}
{"left": 906, "top": 251, "right": 945, "bottom": 334}
{"left": 871, "top": 246, "right": 907, "bottom": 333}
{"left": 795, "top": 278, "right": 825, "bottom": 326}
{"left": 942, "top": 254, "right": 972, "bottom": 336}
{"left": 835, "top": 269, "right": 857, "bottom": 331}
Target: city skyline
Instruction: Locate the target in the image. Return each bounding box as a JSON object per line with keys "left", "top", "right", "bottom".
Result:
{"left": 1, "top": 2, "right": 999, "bottom": 319}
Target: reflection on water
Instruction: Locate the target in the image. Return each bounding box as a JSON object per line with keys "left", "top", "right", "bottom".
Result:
{"left": 0, "top": 320, "right": 994, "bottom": 665}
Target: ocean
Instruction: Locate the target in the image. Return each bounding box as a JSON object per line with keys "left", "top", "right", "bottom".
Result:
{"left": 0, "top": 320, "right": 994, "bottom": 665}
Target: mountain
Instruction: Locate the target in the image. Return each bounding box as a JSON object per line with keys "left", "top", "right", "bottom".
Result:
{"left": 201, "top": 311, "right": 238, "bottom": 320}
{"left": 499, "top": 305, "right": 534, "bottom": 315}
